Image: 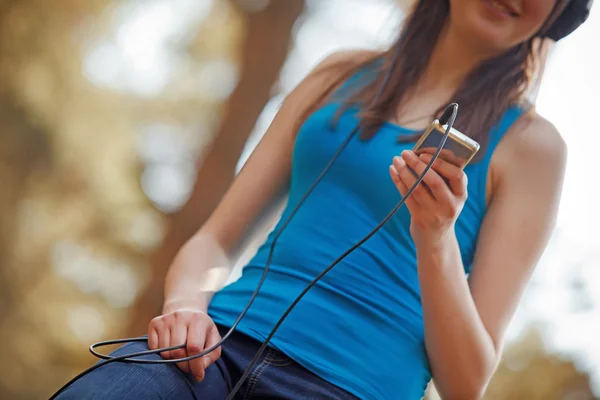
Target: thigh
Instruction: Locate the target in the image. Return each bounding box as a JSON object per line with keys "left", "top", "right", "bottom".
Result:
{"left": 56, "top": 340, "right": 231, "bottom": 400}
{"left": 244, "top": 347, "right": 359, "bottom": 400}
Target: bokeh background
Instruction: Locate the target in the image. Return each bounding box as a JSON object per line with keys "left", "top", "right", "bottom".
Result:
{"left": 0, "top": 0, "right": 598, "bottom": 399}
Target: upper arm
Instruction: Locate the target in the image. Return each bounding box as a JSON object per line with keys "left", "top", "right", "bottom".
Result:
{"left": 468, "top": 114, "right": 567, "bottom": 352}
{"left": 201, "top": 49, "right": 377, "bottom": 252}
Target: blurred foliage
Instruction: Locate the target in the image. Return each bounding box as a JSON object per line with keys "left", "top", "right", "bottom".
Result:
{"left": 486, "top": 328, "right": 595, "bottom": 399}
{"left": 0, "top": 0, "right": 596, "bottom": 399}
{"left": 128, "top": 0, "right": 305, "bottom": 338}
{"left": 0, "top": 0, "right": 244, "bottom": 397}
{"left": 425, "top": 328, "right": 595, "bottom": 400}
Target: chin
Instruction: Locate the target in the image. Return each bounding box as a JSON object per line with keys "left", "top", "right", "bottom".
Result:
{"left": 454, "top": 4, "right": 520, "bottom": 52}
{"left": 448, "top": 0, "right": 554, "bottom": 54}
{"left": 466, "top": 20, "right": 513, "bottom": 52}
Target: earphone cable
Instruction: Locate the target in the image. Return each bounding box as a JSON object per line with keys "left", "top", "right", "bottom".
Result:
{"left": 225, "top": 102, "right": 457, "bottom": 400}
{"left": 48, "top": 43, "right": 456, "bottom": 400}
{"left": 48, "top": 103, "right": 457, "bottom": 400}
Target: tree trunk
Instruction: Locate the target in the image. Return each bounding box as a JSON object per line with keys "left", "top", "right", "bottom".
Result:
{"left": 128, "top": 0, "right": 305, "bottom": 335}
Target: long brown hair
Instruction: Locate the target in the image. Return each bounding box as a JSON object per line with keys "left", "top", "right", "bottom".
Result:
{"left": 303, "top": 0, "right": 567, "bottom": 161}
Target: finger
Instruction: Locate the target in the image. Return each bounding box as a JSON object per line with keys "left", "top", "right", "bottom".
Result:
{"left": 420, "top": 154, "right": 467, "bottom": 196}
{"left": 402, "top": 150, "right": 452, "bottom": 202}
{"left": 393, "top": 155, "right": 434, "bottom": 207}
{"left": 170, "top": 324, "right": 190, "bottom": 373}
{"left": 419, "top": 152, "right": 462, "bottom": 180}
{"left": 187, "top": 319, "right": 208, "bottom": 382}
{"left": 158, "top": 324, "right": 171, "bottom": 359}
{"left": 203, "top": 324, "right": 223, "bottom": 369}
{"left": 389, "top": 165, "right": 420, "bottom": 212}
{"left": 449, "top": 172, "right": 468, "bottom": 197}
{"left": 439, "top": 149, "right": 464, "bottom": 167}
{"left": 416, "top": 147, "right": 436, "bottom": 157}
{"left": 148, "top": 326, "right": 159, "bottom": 350}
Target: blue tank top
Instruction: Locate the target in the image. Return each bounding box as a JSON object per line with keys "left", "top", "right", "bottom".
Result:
{"left": 208, "top": 71, "right": 524, "bottom": 399}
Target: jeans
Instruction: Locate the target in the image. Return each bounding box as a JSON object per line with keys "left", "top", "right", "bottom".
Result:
{"left": 56, "top": 324, "right": 359, "bottom": 399}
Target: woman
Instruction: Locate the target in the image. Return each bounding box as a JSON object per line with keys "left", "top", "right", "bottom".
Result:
{"left": 58, "top": 0, "right": 581, "bottom": 399}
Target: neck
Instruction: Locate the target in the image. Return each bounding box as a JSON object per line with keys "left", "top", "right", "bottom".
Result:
{"left": 419, "top": 25, "right": 492, "bottom": 94}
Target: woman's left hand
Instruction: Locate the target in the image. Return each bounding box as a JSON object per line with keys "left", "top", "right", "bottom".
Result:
{"left": 389, "top": 150, "right": 468, "bottom": 248}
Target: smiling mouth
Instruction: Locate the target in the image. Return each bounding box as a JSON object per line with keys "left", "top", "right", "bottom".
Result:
{"left": 486, "top": 0, "right": 520, "bottom": 17}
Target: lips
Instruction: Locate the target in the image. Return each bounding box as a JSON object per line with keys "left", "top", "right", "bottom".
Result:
{"left": 486, "top": 0, "right": 521, "bottom": 17}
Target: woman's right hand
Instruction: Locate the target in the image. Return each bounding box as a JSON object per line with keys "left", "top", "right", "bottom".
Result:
{"left": 148, "top": 302, "right": 222, "bottom": 382}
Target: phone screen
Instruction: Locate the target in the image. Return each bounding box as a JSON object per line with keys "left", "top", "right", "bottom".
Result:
{"left": 413, "top": 127, "right": 476, "bottom": 169}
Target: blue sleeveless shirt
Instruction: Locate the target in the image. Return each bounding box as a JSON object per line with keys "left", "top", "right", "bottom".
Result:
{"left": 208, "top": 72, "right": 524, "bottom": 399}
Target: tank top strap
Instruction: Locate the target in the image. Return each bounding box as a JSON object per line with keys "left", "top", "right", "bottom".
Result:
{"left": 467, "top": 104, "right": 527, "bottom": 216}
{"left": 481, "top": 104, "right": 527, "bottom": 164}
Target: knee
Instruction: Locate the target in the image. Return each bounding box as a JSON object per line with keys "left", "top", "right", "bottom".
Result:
{"left": 55, "top": 342, "right": 196, "bottom": 400}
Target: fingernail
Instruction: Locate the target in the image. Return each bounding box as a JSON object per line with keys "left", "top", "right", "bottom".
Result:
{"left": 203, "top": 357, "right": 211, "bottom": 369}
{"left": 401, "top": 150, "right": 412, "bottom": 159}
{"left": 394, "top": 156, "right": 405, "bottom": 167}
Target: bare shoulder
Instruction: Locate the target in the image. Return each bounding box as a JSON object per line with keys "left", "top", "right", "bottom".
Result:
{"left": 284, "top": 48, "right": 381, "bottom": 117}
{"left": 493, "top": 108, "right": 567, "bottom": 182}
{"left": 318, "top": 48, "right": 380, "bottom": 67}
{"left": 306, "top": 48, "right": 381, "bottom": 82}
{"left": 508, "top": 109, "right": 566, "bottom": 160}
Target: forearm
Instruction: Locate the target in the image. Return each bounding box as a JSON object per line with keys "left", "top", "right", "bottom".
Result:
{"left": 163, "top": 232, "right": 233, "bottom": 313}
{"left": 417, "top": 231, "right": 497, "bottom": 399}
